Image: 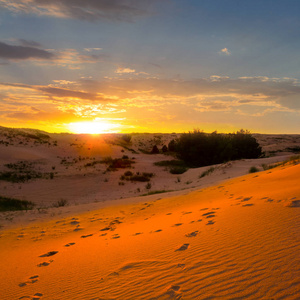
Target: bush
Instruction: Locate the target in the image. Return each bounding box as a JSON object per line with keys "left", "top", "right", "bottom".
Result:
{"left": 161, "top": 145, "right": 168, "bottom": 152}
{"left": 145, "top": 182, "right": 152, "bottom": 189}
{"left": 0, "top": 196, "right": 35, "bottom": 211}
{"left": 175, "top": 129, "right": 262, "bottom": 167}
{"left": 168, "top": 139, "right": 178, "bottom": 152}
{"left": 124, "top": 171, "right": 133, "bottom": 176}
{"left": 151, "top": 145, "right": 160, "bottom": 154}
{"left": 169, "top": 166, "right": 188, "bottom": 174}
{"left": 249, "top": 166, "right": 259, "bottom": 173}
{"left": 53, "top": 199, "right": 68, "bottom": 207}
{"left": 130, "top": 174, "right": 150, "bottom": 182}
{"left": 200, "top": 167, "right": 215, "bottom": 178}
{"left": 121, "top": 134, "right": 132, "bottom": 143}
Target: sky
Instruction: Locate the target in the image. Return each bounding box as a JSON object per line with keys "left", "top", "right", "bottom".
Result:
{"left": 0, "top": 0, "right": 299, "bottom": 134}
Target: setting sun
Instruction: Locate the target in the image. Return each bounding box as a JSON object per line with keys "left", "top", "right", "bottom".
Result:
{"left": 68, "top": 120, "right": 121, "bottom": 134}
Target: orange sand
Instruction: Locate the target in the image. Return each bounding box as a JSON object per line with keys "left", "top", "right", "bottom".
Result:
{"left": 0, "top": 163, "right": 299, "bottom": 299}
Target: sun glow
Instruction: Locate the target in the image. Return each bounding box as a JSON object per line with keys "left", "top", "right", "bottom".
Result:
{"left": 68, "top": 120, "right": 121, "bottom": 134}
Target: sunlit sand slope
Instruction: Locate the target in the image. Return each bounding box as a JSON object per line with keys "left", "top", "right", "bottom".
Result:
{"left": 1, "top": 163, "right": 299, "bottom": 299}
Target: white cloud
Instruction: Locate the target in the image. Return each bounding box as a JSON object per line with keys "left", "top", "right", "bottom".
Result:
{"left": 84, "top": 48, "right": 102, "bottom": 52}
{"left": 115, "top": 67, "right": 136, "bottom": 74}
{"left": 219, "top": 48, "right": 231, "bottom": 56}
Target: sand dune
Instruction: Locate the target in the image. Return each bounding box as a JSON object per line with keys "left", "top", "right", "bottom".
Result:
{"left": 0, "top": 160, "right": 299, "bottom": 299}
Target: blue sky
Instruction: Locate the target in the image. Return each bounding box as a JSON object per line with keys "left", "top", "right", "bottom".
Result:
{"left": 0, "top": 0, "right": 299, "bottom": 133}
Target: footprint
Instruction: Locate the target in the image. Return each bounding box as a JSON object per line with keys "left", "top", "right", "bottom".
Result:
{"left": 70, "top": 221, "right": 80, "bottom": 225}
{"left": 64, "top": 242, "right": 75, "bottom": 247}
{"left": 73, "top": 228, "right": 83, "bottom": 232}
{"left": 206, "top": 220, "right": 215, "bottom": 225}
{"left": 19, "top": 275, "right": 39, "bottom": 287}
{"left": 154, "top": 229, "right": 162, "bottom": 233}
{"left": 205, "top": 215, "right": 216, "bottom": 218}
{"left": 81, "top": 234, "right": 93, "bottom": 238}
{"left": 112, "top": 234, "right": 120, "bottom": 239}
{"left": 182, "top": 211, "right": 192, "bottom": 215}
{"left": 100, "top": 226, "right": 112, "bottom": 231}
{"left": 37, "top": 261, "right": 53, "bottom": 267}
{"left": 177, "top": 263, "right": 185, "bottom": 268}
{"left": 185, "top": 231, "right": 198, "bottom": 237}
{"left": 242, "top": 204, "right": 254, "bottom": 207}
{"left": 173, "top": 223, "right": 183, "bottom": 227}
{"left": 166, "top": 213, "right": 172, "bottom": 215}
{"left": 32, "top": 293, "right": 43, "bottom": 300}
{"left": 175, "top": 244, "right": 189, "bottom": 251}
{"left": 202, "top": 211, "right": 215, "bottom": 216}
{"left": 39, "top": 251, "right": 58, "bottom": 257}
{"left": 241, "top": 197, "right": 252, "bottom": 202}
{"left": 133, "top": 232, "right": 143, "bottom": 236}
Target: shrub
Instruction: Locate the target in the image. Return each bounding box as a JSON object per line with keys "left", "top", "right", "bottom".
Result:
{"left": 249, "top": 166, "right": 259, "bottom": 173}
{"left": 141, "top": 190, "right": 171, "bottom": 196}
{"left": 161, "top": 145, "right": 168, "bottom": 152}
{"left": 130, "top": 174, "right": 150, "bottom": 182}
{"left": 0, "top": 196, "right": 35, "bottom": 211}
{"left": 53, "top": 199, "right": 68, "bottom": 207}
{"left": 145, "top": 182, "right": 152, "bottom": 189}
{"left": 121, "top": 134, "right": 132, "bottom": 143}
{"left": 175, "top": 129, "right": 262, "bottom": 167}
{"left": 200, "top": 167, "right": 215, "bottom": 178}
{"left": 151, "top": 145, "right": 160, "bottom": 154}
{"left": 169, "top": 166, "right": 188, "bottom": 174}
{"left": 124, "top": 171, "right": 133, "bottom": 176}
{"left": 142, "top": 172, "right": 154, "bottom": 178}
{"left": 168, "top": 139, "right": 178, "bottom": 152}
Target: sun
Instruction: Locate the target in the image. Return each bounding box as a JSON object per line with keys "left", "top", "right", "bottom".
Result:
{"left": 68, "top": 120, "right": 121, "bottom": 134}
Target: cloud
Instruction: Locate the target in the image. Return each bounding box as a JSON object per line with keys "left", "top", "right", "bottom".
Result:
{"left": 219, "top": 48, "right": 231, "bottom": 56}
{"left": 0, "top": 0, "right": 161, "bottom": 22}
{"left": 84, "top": 48, "right": 102, "bottom": 52}
{"left": 15, "top": 39, "right": 42, "bottom": 48}
{"left": 0, "top": 82, "right": 100, "bottom": 101}
{"left": 0, "top": 41, "right": 54, "bottom": 60}
{"left": 115, "top": 67, "right": 136, "bottom": 74}
{"left": 1, "top": 76, "right": 300, "bottom": 127}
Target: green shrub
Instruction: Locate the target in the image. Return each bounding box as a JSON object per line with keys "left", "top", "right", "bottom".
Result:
{"left": 151, "top": 145, "right": 160, "bottom": 154}
{"left": 141, "top": 190, "right": 172, "bottom": 196}
{"left": 169, "top": 166, "right": 188, "bottom": 174}
{"left": 124, "top": 171, "right": 133, "bottom": 176}
{"left": 130, "top": 174, "right": 150, "bottom": 182}
{"left": 175, "top": 129, "right": 262, "bottom": 167}
{"left": 0, "top": 196, "right": 35, "bottom": 211}
{"left": 53, "top": 199, "right": 68, "bottom": 207}
{"left": 200, "top": 167, "right": 215, "bottom": 178}
{"left": 249, "top": 166, "right": 259, "bottom": 173}
{"left": 161, "top": 145, "right": 168, "bottom": 152}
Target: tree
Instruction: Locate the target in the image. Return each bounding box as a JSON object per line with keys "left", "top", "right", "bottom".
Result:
{"left": 151, "top": 145, "right": 160, "bottom": 154}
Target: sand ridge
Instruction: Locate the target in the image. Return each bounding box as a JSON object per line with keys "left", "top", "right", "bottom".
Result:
{"left": 0, "top": 162, "right": 299, "bottom": 299}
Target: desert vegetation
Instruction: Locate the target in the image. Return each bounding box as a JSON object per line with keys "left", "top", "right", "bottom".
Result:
{"left": 0, "top": 196, "right": 35, "bottom": 211}
{"left": 120, "top": 171, "right": 154, "bottom": 182}
{"left": 168, "top": 129, "right": 262, "bottom": 167}
{"left": 154, "top": 159, "right": 188, "bottom": 174}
